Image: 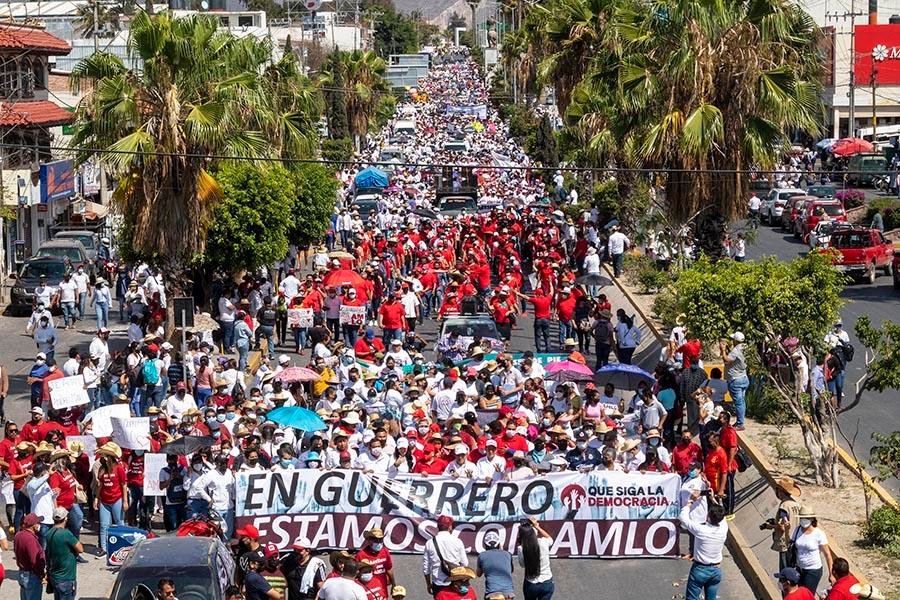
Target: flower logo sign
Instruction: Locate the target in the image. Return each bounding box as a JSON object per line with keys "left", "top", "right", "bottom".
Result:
{"left": 873, "top": 44, "right": 889, "bottom": 62}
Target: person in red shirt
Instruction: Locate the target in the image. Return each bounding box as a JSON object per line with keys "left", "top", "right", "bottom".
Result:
{"left": 435, "top": 567, "right": 478, "bottom": 600}
{"left": 20, "top": 407, "right": 48, "bottom": 445}
{"left": 704, "top": 432, "right": 729, "bottom": 504}
{"left": 95, "top": 442, "right": 128, "bottom": 554}
{"left": 354, "top": 528, "right": 394, "bottom": 599}
{"left": 357, "top": 561, "right": 386, "bottom": 600}
{"left": 0, "top": 420, "right": 20, "bottom": 469}
{"left": 354, "top": 329, "right": 385, "bottom": 362}
{"left": 9, "top": 441, "right": 34, "bottom": 528}
{"left": 517, "top": 289, "right": 552, "bottom": 353}
{"left": 40, "top": 360, "right": 65, "bottom": 406}
{"left": 678, "top": 337, "right": 703, "bottom": 370}
{"left": 717, "top": 410, "right": 739, "bottom": 515}
{"left": 555, "top": 287, "right": 577, "bottom": 351}
{"left": 823, "top": 558, "right": 858, "bottom": 600}
{"left": 671, "top": 431, "right": 702, "bottom": 476}
{"left": 124, "top": 449, "right": 150, "bottom": 529}
{"left": 497, "top": 421, "right": 529, "bottom": 467}
{"left": 52, "top": 408, "right": 81, "bottom": 437}
{"left": 48, "top": 448, "right": 81, "bottom": 538}
{"left": 341, "top": 287, "right": 367, "bottom": 345}
{"left": 775, "top": 568, "right": 816, "bottom": 600}
{"left": 412, "top": 444, "right": 447, "bottom": 475}
{"left": 377, "top": 293, "right": 406, "bottom": 345}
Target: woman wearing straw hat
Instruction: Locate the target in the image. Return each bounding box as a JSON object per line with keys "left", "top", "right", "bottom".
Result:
{"left": 760, "top": 476, "right": 802, "bottom": 570}
{"left": 790, "top": 506, "right": 833, "bottom": 594}
{"left": 92, "top": 442, "right": 128, "bottom": 556}
{"left": 435, "top": 567, "right": 478, "bottom": 600}
{"left": 48, "top": 449, "right": 82, "bottom": 541}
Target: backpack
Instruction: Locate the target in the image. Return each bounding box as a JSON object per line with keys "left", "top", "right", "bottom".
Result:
{"left": 142, "top": 359, "right": 160, "bottom": 385}
{"left": 840, "top": 340, "right": 854, "bottom": 363}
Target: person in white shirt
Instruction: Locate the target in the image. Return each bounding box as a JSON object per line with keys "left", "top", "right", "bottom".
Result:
{"left": 72, "top": 266, "right": 90, "bottom": 319}
{"left": 444, "top": 445, "right": 476, "bottom": 479}
{"left": 62, "top": 348, "right": 81, "bottom": 377}
{"left": 318, "top": 560, "right": 368, "bottom": 600}
{"left": 218, "top": 294, "right": 236, "bottom": 352}
{"left": 399, "top": 289, "right": 420, "bottom": 331}
{"left": 192, "top": 455, "right": 235, "bottom": 536}
{"left": 733, "top": 233, "right": 746, "bottom": 262}
{"left": 57, "top": 273, "right": 79, "bottom": 329}
{"left": 33, "top": 277, "right": 57, "bottom": 310}
{"left": 385, "top": 339, "right": 412, "bottom": 366}
{"left": 165, "top": 383, "right": 197, "bottom": 425}
{"left": 89, "top": 328, "right": 112, "bottom": 371}
{"left": 680, "top": 463, "right": 709, "bottom": 558}
{"left": 475, "top": 439, "right": 506, "bottom": 482}
{"left": 680, "top": 501, "right": 728, "bottom": 600}
{"left": 423, "top": 515, "right": 469, "bottom": 594}
{"left": 354, "top": 439, "right": 391, "bottom": 473}
{"left": 279, "top": 270, "right": 301, "bottom": 300}
{"left": 607, "top": 226, "right": 630, "bottom": 278}
{"left": 25, "top": 303, "right": 55, "bottom": 335}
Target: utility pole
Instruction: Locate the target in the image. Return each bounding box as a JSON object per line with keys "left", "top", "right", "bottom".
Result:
{"left": 93, "top": 0, "right": 108, "bottom": 206}
{"left": 826, "top": 6, "right": 867, "bottom": 137}
{"left": 871, "top": 64, "right": 878, "bottom": 135}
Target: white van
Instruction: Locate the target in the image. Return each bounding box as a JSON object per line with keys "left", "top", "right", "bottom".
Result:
{"left": 393, "top": 120, "right": 416, "bottom": 136}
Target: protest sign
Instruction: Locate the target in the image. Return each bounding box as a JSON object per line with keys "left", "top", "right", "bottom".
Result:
{"left": 339, "top": 305, "right": 366, "bottom": 326}
{"left": 111, "top": 416, "right": 151, "bottom": 450}
{"left": 287, "top": 308, "right": 314, "bottom": 328}
{"left": 49, "top": 375, "right": 90, "bottom": 410}
{"left": 86, "top": 404, "right": 131, "bottom": 438}
{"left": 65, "top": 435, "right": 97, "bottom": 467}
{"left": 142, "top": 453, "right": 169, "bottom": 496}
{"left": 235, "top": 469, "right": 681, "bottom": 558}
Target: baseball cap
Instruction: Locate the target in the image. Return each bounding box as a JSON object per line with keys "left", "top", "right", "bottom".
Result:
{"left": 485, "top": 439, "right": 498, "bottom": 448}
{"left": 773, "top": 568, "right": 800, "bottom": 584}
{"left": 36, "top": 352, "right": 46, "bottom": 360}
{"left": 437, "top": 515, "right": 454, "bottom": 528}
{"left": 52, "top": 506, "right": 69, "bottom": 522}
{"left": 236, "top": 524, "right": 260, "bottom": 540}
{"left": 392, "top": 586, "right": 408, "bottom": 598}
{"left": 22, "top": 513, "right": 40, "bottom": 528}
{"left": 484, "top": 531, "right": 501, "bottom": 546}
{"left": 30, "top": 407, "right": 44, "bottom": 416}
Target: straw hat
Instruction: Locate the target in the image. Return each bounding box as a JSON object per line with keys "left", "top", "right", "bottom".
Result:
{"left": 621, "top": 439, "right": 642, "bottom": 452}
{"left": 98, "top": 442, "right": 123, "bottom": 459}
{"left": 798, "top": 505, "right": 816, "bottom": 518}
{"left": 774, "top": 476, "right": 801, "bottom": 498}
{"left": 49, "top": 448, "right": 75, "bottom": 463}
{"left": 15, "top": 441, "right": 35, "bottom": 452}
{"left": 34, "top": 441, "right": 54, "bottom": 457}
{"left": 67, "top": 441, "right": 85, "bottom": 456}
{"left": 448, "top": 566, "right": 476, "bottom": 582}
{"left": 850, "top": 584, "right": 886, "bottom": 600}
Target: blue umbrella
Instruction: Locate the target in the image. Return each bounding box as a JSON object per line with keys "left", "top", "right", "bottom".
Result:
{"left": 594, "top": 363, "right": 655, "bottom": 390}
{"left": 265, "top": 406, "right": 327, "bottom": 432}
{"left": 816, "top": 138, "right": 837, "bottom": 150}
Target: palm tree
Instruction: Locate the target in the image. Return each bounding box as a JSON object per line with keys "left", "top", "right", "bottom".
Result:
{"left": 75, "top": 0, "right": 122, "bottom": 38}
{"left": 69, "top": 12, "right": 307, "bottom": 264}
{"left": 320, "top": 50, "right": 388, "bottom": 150}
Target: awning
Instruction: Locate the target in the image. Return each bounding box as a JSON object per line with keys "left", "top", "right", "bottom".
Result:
{"left": 74, "top": 199, "right": 109, "bottom": 220}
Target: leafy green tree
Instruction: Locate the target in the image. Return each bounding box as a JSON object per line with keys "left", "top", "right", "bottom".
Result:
{"left": 848, "top": 317, "right": 900, "bottom": 414}
{"left": 322, "top": 52, "right": 350, "bottom": 140}
{"left": 534, "top": 114, "right": 559, "bottom": 170}
{"left": 288, "top": 164, "right": 339, "bottom": 249}
{"left": 668, "top": 253, "right": 845, "bottom": 485}
{"left": 319, "top": 50, "right": 388, "bottom": 150}
{"left": 370, "top": 4, "right": 420, "bottom": 57}
{"left": 70, "top": 13, "right": 316, "bottom": 265}
{"left": 204, "top": 164, "right": 294, "bottom": 273}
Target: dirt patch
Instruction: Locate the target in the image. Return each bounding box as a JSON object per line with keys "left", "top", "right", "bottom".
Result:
{"left": 743, "top": 421, "right": 900, "bottom": 598}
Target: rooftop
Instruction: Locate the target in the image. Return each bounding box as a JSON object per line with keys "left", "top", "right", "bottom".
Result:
{"left": 0, "top": 100, "right": 74, "bottom": 127}
{"left": 0, "top": 22, "right": 71, "bottom": 54}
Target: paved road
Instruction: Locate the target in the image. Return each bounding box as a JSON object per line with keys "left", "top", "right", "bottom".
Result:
{"left": 0, "top": 293, "right": 758, "bottom": 599}
{"left": 746, "top": 222, "right": 900, "bottom": 495}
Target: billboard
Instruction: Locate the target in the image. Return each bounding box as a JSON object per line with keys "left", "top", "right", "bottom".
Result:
{"left": 39, "top": 159, "right": 75, "bottom": 204}
{"left": 235, "top": 469, "right": 682, "bottom": 558}
{"left": 855, "top": 24, "right": 900, "bottom": 85}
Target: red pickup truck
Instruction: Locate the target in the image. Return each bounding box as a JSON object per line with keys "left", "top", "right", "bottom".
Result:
{"left": 893, "top": 250, "right": 900, "bottom": 290}
{"left": 828, "top": 228, "right": 894, "bottom": 284}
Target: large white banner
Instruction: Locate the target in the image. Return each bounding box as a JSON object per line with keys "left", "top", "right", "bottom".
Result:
{"left": 85, "top": 404, "right": 131, "bottom": 438}
{"left": 235, "top": 469, "right": 681, "bottom": 558}
{"left": 111, "top": 417, "right": 150, "bottom": 450}
{"left": 49, "top": 375, "right": 90, "bottom": 410}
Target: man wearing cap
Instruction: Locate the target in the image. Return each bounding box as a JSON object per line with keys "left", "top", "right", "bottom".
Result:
{"left": 774, "top": 567, "right": 815, "bottom": 600}
{"left": 477, "top": 530, "right": 514, "bottom": 600}
{"left": 45, "top": 506, "right": 83, "bottom": 598}
{"left": 356, "top": 527, "right": 395, "bottom": 598}
{"left": 244, "top": 550, "right": 284, "bottom": 600}
{"left": 423, "top": 515, "right": 468, "bottom": 597}
{"left": 281, "top": 543, "right": 327, "bottom": 600}
{"left": 13, "top": 513, "right": 45, "bottom": 599}
{"left": 165, "top": 382, "right": 197, "bottom": 426}
{"left": 385, "top": 339, "right": 413, "bottom": 366}
{"left": 32, "top": 312, "right": 58, "bottom": 362}
{"left": 719, "top": 332, "right": 749, "bottom": 430}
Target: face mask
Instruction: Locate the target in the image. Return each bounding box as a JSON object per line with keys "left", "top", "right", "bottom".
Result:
{"left": 308, "top": 461, "right": 321, "bottom": 468}
{"left": 192, "top": 464, "right": 203, "bottom": 473}
{"left": 800, "top": 519, "right": 812, "bottom": 528}
{"left": 247, "top": 458, "right": 258, "bottom": 467}
{"left": 453, "top": 422, "right": 462, "bottom": 431}
{"left": 281, "top": 459, "right": 292, "bottom": 467}
{"left": 134, "top": 450, "right": 144, "bottom": 457}
{"left": 226, "top": 412, "right": 236, "bottom": 420}
{"left": 505, "top": 430, "right": 515, "bottom": 438}
{"left": 216, "top": 414, "right": 226, "bottom": 423}
{"left": 150, "top": 424, "right": 159, "bottom": 434}
{"left": 418, "top": 427, "right": 429, "bottom": 435}
{"left": 649, "top": 438, "right": 660, "bottom": 447}
{"left": 212, "top": 430, "right": 220, "bottom": 438}
{"left": 370, "top": 542, "right": 383, "bottom": 552}
{"left": 360, "top": 574, "right": 373, "bottom": 583}
{"left": 681, "top": 438, "right": 691, "bottom": 445}
{"left": 576, "top": 442, "right": 587, "bottom": 450}
{"left": 688, "top": 469, "right": 698, "bottom": 479}
{"left": 542, "top": 418, "right": 552, "bottom": 427}
{"left": 371, "top": 448, "right": 382, "bottom": 457}
{"left": 458, "top": 585, "right": 469, "bottom": 594}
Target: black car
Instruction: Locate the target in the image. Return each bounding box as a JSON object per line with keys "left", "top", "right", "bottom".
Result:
{"left": 806, "top": 184, "right": 838, "bottom": 198}
{"left": 110, "top": 537, "right": 236, "bottom": 600}
{"left": 9, "top": 256, "right": 69, "bottom": 315}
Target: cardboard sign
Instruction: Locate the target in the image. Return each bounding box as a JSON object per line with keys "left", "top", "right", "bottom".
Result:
{"left": 287, "top": 308, "right": 314, "bottom": 328}
{"left": 110, "top": 416, "right": 151, "bottom": 450}
{"left": 142, "top": 453, "right": 168, "bottom": 496}
{"left": 85, "top": 404, "right": 131, "bottom": 438}
{"left": 339, "top": 305, "right": 366, "bottom": 326}
{"left": 49, "top": 375, "right": 90, "bottom": 410}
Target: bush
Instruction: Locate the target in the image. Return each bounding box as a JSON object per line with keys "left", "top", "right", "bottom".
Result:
{"left": 623, "top": 253, "right": 654, "bottom": 286}
{"left": 866, "top": 198, "right": 900, "bottom": 230}
{"left": 861, "top": 506, "right": 900, "bottom": 558}
{"left": 321, "top": 138, "right": 353, "bottom": 164}
{"left": 651, "top": 287, "right": 679, "bottom": 325}
{"left": 636, "top": 265, "right": 671, "bottom": 294}
{"left": 593, "top": 180, "right": 620, "bottom": 221}
{"left": 835, "top": 188, "right": 865, "bottom": 209}
{"left": 746, "top": 383, "right": 798, "bottom": 427}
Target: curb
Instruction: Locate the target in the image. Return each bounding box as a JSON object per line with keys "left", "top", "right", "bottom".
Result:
{"left": 739, "top": 428, "right": 870, "bottom": 586}
{"left": 833, "top": 442, "right": 899, "bottom": 511}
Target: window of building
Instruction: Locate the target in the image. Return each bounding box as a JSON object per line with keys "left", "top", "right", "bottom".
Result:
{"left": 238, "top": 15, "right": 253, "bottom": 27}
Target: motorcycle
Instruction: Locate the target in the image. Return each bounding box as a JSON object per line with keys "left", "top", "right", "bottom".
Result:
{"left": 874, "top": 173, "right": 891, "bottom": 192}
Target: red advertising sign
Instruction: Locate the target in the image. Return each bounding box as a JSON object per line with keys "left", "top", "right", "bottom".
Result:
{"left": 855, "top": 24, "right": 900, "bottom": 85}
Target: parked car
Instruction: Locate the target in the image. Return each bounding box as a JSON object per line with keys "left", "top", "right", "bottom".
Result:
{"left": 436, "top": 313, "right": 503, "bottom": 355}
{"left": 846, "top": 153, "right": 888, "bottom": 187}
{"left": 805, "top": 184, "right": 838, "bottom": 198}
{"left": 436, "top": 195, "right": 478, "bottom": 216}
{"left": 54, "top": 230, "right": 100, "bottom": 263}
{"left": 110, "top": 537, "right": 236, "bottom": 600}
{"left": 761, "top": 188, "right": 804, "bottom": 225}
{"left": 782, "top": 195, "right": 814, "bottom": 233}
{"left": 893, "top": 250, "right": 900, "bottom": 290}
{"left": 34, "top": 239, "right": 89, "bottom": 267}
{"left": 749, "top": 178, "right": 772, "bottom": 197}
{"left": 796, "top": 200, "right": 846, "bottom": 239}
{"left": 804, "top": 221, "right": 852, "bottom": 251}
{"left": 827, "top": 228, "right": 894, "bottom": 284}
{"left": 9, "top": 256, "right": 69, "bottom": 314}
